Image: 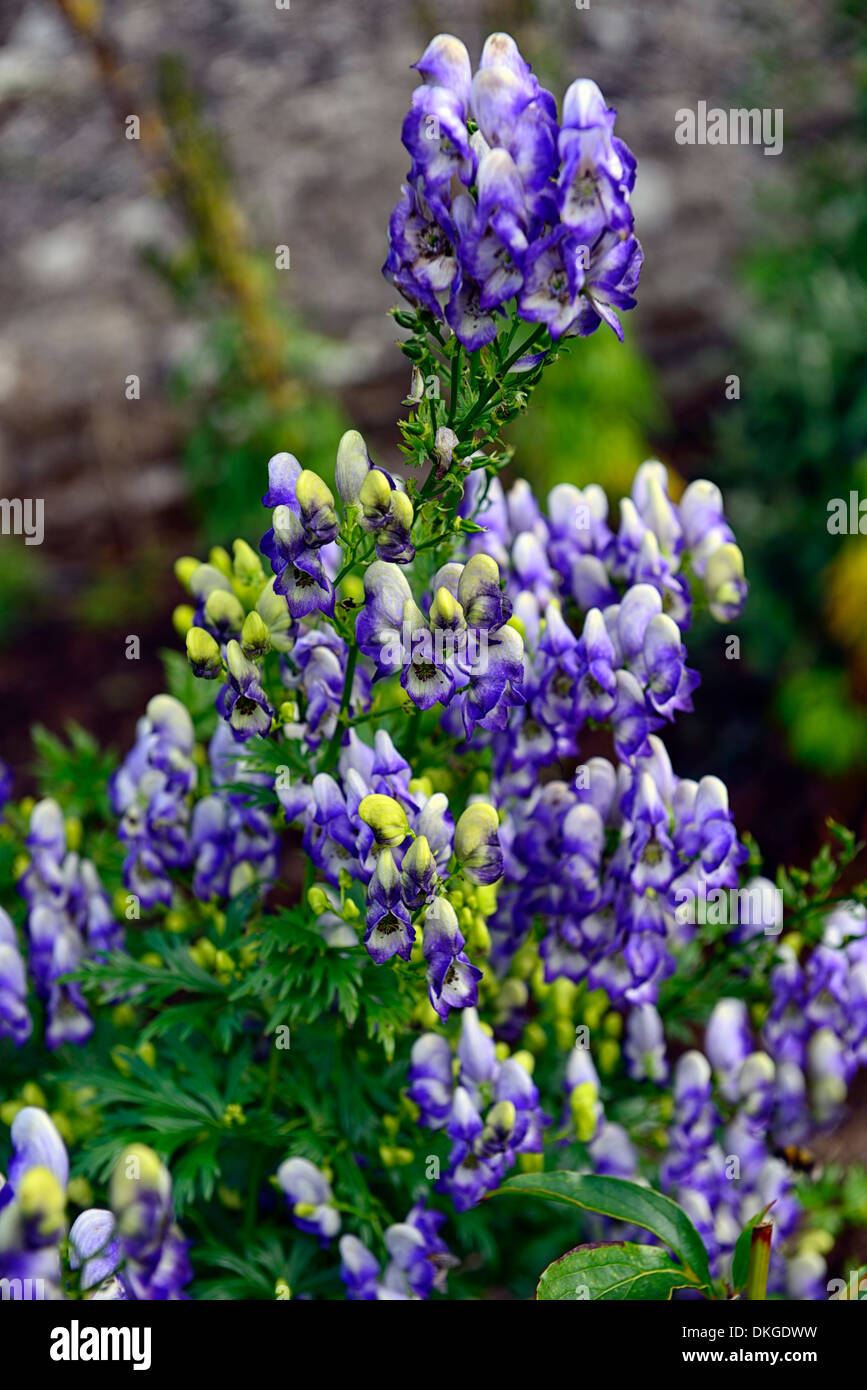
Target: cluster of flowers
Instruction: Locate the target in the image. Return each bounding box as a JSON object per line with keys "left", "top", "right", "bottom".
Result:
{"left": 407, "top": 1008, "right": 547, "bottom": 1209}
{"left": 276, "top": 1155, "right": 455, "bottom": 1300}
{"left": 385, "top": 32, "right": 643, "bottom": 346}
{"left": 278, "top": 728, "right": 502, "bottom": 1016}
{"left": 760, "top": 903, "right": 867, "bottom": 1130}
{"left": 258, "top": 438, "right": 417, "bottom": 633}
{"left": 661, "top": 1037, "right": 802, "bottom": 1296}
{"left": 3, "top": 800, "right": 122, "bottom": 1049}
{"left": 0, "top": 1107, "right": 190, "bottom": 1299}
{"left": 356, "top": 552, "right": 525, "bottom": 738}
{"left": 489, "top": 735, "right": 748, "bottom": 1003}
{"left": 562, "top": 1007, "right": 825, "bottom": 1299}
{"left": 455, "top": 461, "right": 746, "bottom": 774}
{"left": 181, "top": 530, "right": 296, "bottom": 743}
{"left": 111, "top": 695, "right": 276, "bottom": 910}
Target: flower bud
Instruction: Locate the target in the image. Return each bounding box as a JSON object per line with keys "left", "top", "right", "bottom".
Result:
{"left": 189, "top": 562, "right": 233, "bottom": 601}
{"left": 335, "top": 430, "right": 371, "bottom": 507}
{"left": 110, "top": 1143, "right": 170, "bottom": 1221}
{"left": 17, "top": 1165, "right": 66, "bottom": 1239}
{"left": 429, "top": 585, "right": 464, "bottom": 631}
{"left": 482, "top": 1099, "right": 516, "bottom": 1148}
{"left": 241, "top": 610, "right": 271, "bottom": 659}
{"left": 705, "top": 542, "right": 747, "bottom": 621}
{"left": 570, "top": 1080, "right": 600, "bottom": 1142}
{"left": 359, "top": 466, "right": 393, "bottom": 522}
{"left": 172, "top": 604, "right": 196, "bottom": 638}
{"left": 454, "top": 802, "right": 503, "bottom": 885}
{"left": 358, "top": 793, "right": 410, "bottom": 847}
{"left": 225, "top": 639, "right": 258, "bottom": 685}
{"left": 232, "top": 538, "right": 264, "bottom": 587}
{"left": 174, "top": 556, "right": 200, "bottom": 591}
{"left": 209, "top": 546, "right": 233, "bottom": 579}
{"left": 204, "top": 588, "right": 245, "bottom": 637}
{"left": 186, "top": 626, "right": 222, "bottom": 679}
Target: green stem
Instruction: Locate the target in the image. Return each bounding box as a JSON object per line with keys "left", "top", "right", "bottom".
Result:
{"left": 346, "top": 700, "right": 411, "bottom": 730}
{"left": 745, "top": 1220, "right": 773, "bottom": 1300}
{"left": 447, "top": 343, "right": 463, "bottom": 426}
{"left": 335, "top": 543, "right": 374, "bottom": 589}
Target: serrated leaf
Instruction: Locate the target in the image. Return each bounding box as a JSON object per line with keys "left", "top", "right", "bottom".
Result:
{"left": 494, "top": 1172, "right": 712, "bottom": 1292}
{"left": 537, "top": 1241, "right": 700, "bottom": 1301}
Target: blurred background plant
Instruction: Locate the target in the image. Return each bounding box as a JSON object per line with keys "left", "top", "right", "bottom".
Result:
{"left": 711, "top": 0, "right": 867, "bottom": 781}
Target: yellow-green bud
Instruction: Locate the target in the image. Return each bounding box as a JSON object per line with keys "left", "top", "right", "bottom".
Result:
{"left": 388, "top": 489, "right": 414, "bottom": 531}
{"left": 408, "top": 775, "right": 434, "bottom": 800}
{"left": 18, "top": 1166, "right": 65, "bottom": 1236}
{"left": 335, "top": 429, "right": 370, "bottom": 507}
{"left": 209, "top": 546, "right": 233, "bottom": 578}
{"left": 232, "top": 538, "right": 265, "bottom": 587}
{"left": 186, "top": 626, "right": 222, "bottom": 678}
{"left": 241, "top": 610, "right": 271, "bottom": 659}
{"left": 173, "top": 604, "right": 196, "bottom": 638}
{"left": 225, "top": 639, "right": 257, "bottom": 684}
{"left": 204, "top": 588, "right": 244, "bottom": 635}
{"left": 518, "top": 1152, "right": 544, "bottom": 1174}
{"left": 296, "top": 469, "right": 336, "bottom": 517}
{"left": 454, "top": 802, "right": 501, "bottom": 885}
{"left": 483, "top": 1100, "right": 516, "bottom": 1146}
{"left": 512, "top": 1049, "right": 535, "bottom": 1075}
{"left": 174, "top": 556, "right": 200, "bottom": 591}
{"left": 65, "top": 816, "right": 83, "bottom": 852}
{"left": 571, "top": 1081, "right": 598, "bottom": 1143}
{"left": 307, "top": 886, "right": 330, "bottom": 915}
{"left": 359, "top": 467, "right": 392, "bottom": 516}
{"left": 705, "top": 543, "right": 746, "bottom": 622}
{"left": 110, "top": 1144, "right": 169, "bottom": 1215}
{"left": 358, "top": 793, "right": 409, "bottom": 847}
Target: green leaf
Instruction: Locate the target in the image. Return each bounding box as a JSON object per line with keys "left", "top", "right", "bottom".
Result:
{"left": 537, "top": 1242, "right": 700, "bottom": 1301}
{"left": 494, "top": 1172, "right": 713, "bottom": 1292}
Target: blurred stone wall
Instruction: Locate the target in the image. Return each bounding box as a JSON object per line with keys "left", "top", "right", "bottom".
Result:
{"left": 0, "top": 0, "right": 850, "bottom": 535}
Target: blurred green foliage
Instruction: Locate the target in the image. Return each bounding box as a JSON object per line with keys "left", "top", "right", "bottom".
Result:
{"left": 712, "top": 4, "right": 867, "bottom": 774}
{"left": 505, "top": 325, "right": 665, "bottom": 502}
